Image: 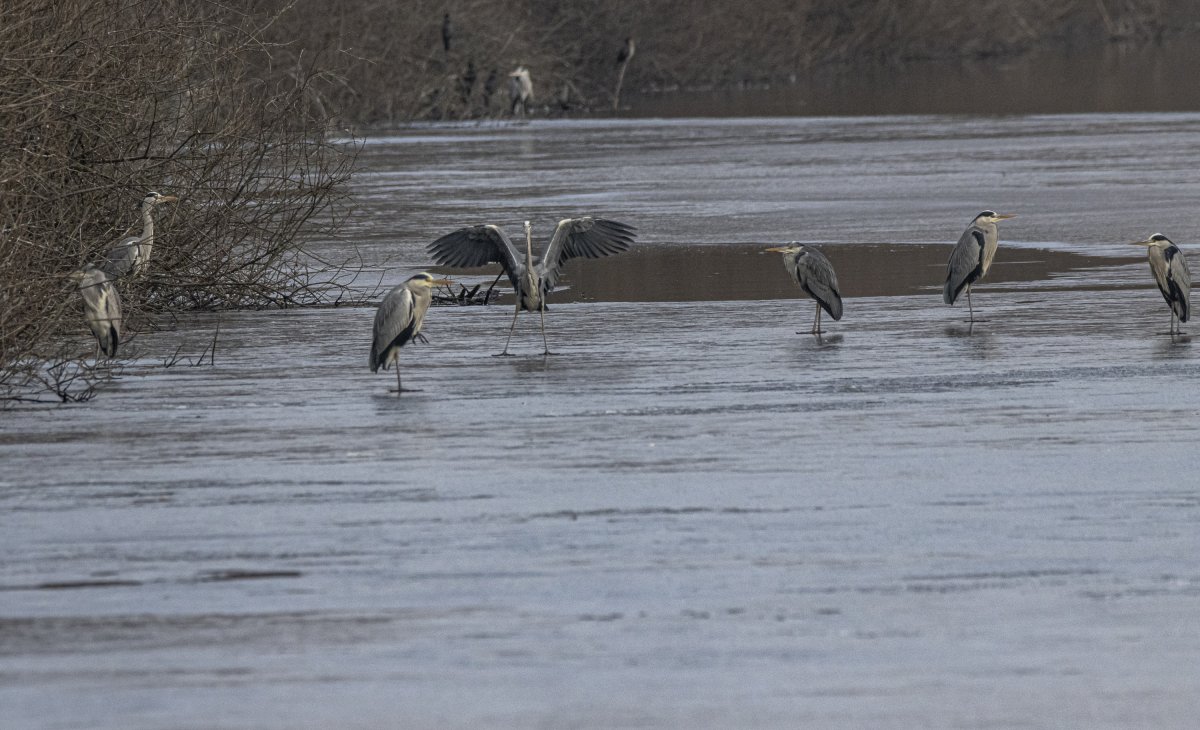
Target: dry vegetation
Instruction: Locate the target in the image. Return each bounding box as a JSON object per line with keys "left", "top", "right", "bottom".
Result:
{"left": 1, "top": 0, "right": 353, "bottom": 402}
{"left": 261, "top": 0, "right": 1188, "bottom": 124}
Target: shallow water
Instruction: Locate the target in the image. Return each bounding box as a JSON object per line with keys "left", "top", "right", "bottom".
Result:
{"left": 5, "top": 114, "right": 1200, "bottom": 728}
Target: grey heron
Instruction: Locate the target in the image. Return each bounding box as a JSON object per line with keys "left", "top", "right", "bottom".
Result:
{"left": 1131, "top": 233, "right": 1190, "bottom": 334}
{"left": 101, "top": 192, "right": 178, "bottom": 279}
{"left": 942, "top": 210, "right": 1016, "bottom": 322}
{"left": 427, "top": 217, "right": 637, "bottom": 355}
{"left": 369, "top": 273, "right": 453, "bottom": 393}
{"left": 616, "top": 37, "right": 636, "bottom": 67}
{"left": 68, "top": 264, "right": 122, "bottom": 359}
{"left": 765, "top": 243, "right": 843, "bottom": 335}
{"left": 509, "top": 67, "right": 533, "bottom": 116}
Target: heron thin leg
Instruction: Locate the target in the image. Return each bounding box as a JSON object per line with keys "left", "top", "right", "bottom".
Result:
{"left": 966, "top": 285, "right": 975, "bottom": 323}
{"left": 395, "top": 361, "right": 402, "bottom": 395}
{"left": 811, "top": 302, "right": 820, "bottom": 335}
{"left": 499, "top": 301, "right": 520, "bottom": 356}
{"left": 539, "top": 304, "right": 550, "bottom": 355}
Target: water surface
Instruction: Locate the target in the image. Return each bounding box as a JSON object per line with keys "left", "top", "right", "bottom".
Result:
{"left": 4, "top": 114, "right": 1200, "bottom": 729}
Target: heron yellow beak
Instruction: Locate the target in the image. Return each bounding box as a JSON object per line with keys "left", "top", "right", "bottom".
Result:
{"left": 994, "top": 213, "right": 1017, "bottom": 220}
{"left": 1129, "top": 240, "right": 1154, "bottom": 246}
{"left": 764, "top": 246, "right": 788, "bottom": 253}
{"left": 159, "top": 195, "right": 179, "bottom": 203}
{"left": 430, "top": 278, "right": 454, "bottom": 286}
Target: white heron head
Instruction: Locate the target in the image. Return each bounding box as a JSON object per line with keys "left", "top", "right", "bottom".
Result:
{"left": 408, "top": 272, "right": 453, "bottom": 287}
{"left": 764, "top": 242, "right": 806, "bottom": 256}
{"left": 1131, "top": 233, "right": 1173, "bottom": 249}
{"left": 68, "top": 264, "right": 105, "bottom": 287}
{"left": 141, "top": 191, "right": 179, "bottom": 209}
{"left": 976, "top": 210, "right": 1016, "bottom": 224}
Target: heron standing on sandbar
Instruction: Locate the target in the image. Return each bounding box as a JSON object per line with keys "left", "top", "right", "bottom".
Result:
{"left": 369, "top": 272, "right": 452, "bottom": 394}
{"left": 1131, "top": 233, "right": 1190, "bottom": 334}
{"left": 766, "top": 243, "right": 843, "bottom": 335}
{"left": 943, "top": 210, "right": 1016, "bottom": 322}
{"left": 427, "top": 217, "right": 636, "bottom": 355}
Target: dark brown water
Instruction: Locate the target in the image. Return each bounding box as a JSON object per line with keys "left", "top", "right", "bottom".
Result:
{"left": 630, "top": 41, "right": 1200, "bottom": 118}
{"left": 5, "top": 109, "right": 1200, "bottom": 728}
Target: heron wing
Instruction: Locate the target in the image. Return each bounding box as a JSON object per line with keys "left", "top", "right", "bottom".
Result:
{"left": 101, "top": 235, "right": 140, "bottom": 279}
{"left": 1164, "top": 245, "right": 1191, "bottom": 321}
{"left": 537, "top": 217, "right": 637, "bottom": 294}
{"left": 943, "top": 227, "right": 985, "bottom": 305}
{"left": 369, "top": 284, "right": 416, "bottom": 372}
{"left": 426, "top": 224, "right": 524, "bottom": 290}
{"left": 796, "top": 248, "right": 843, "bottom": 320}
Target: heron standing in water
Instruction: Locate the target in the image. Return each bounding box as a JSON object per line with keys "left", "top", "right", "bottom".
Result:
{"left": 427, "top": 217, "right": 636, "bottom": 355}
{"left": 1131, "top": 233, "right": 1190, "bottom": 334}
{"left": 766, "top": 243, "right": 843, "bottom": 335}
{"left": 369, "top": 272, "right": 452, "bottom": 394}
{"left": 69, "top": 264, "right": 122, "bottom": 360}
{"left": 943, "top": 210, "right": 1016, "bottom": 322}
{"left": 101, "top": 191, "right": 178, "bottom": 279}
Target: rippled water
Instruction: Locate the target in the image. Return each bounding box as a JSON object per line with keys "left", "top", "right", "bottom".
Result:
{"left": 5, "top": 112, "right": 1200, "bottom": 728}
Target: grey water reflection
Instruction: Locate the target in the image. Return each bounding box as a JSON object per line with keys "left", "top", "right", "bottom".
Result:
{"left": 630, "top": 40, "right": 1200, "bottom": 118}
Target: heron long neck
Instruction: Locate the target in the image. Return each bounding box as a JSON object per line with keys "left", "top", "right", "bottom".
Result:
{"left": 140, "top": 203, "right": 155, "bottom": 246}
{"left": 525, "top": 229, "right": 536, "bottom": 279}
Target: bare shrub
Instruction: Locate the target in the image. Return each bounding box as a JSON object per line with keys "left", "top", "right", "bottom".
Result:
{"left": 1, "top": 0, "right": 354, "bottom": 403}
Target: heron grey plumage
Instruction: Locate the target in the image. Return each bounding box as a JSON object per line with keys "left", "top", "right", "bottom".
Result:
{"left": 427, "top": 217, "right": 637, "bottom": 355}
{"left": 616, "top": 37, "right": 635, "bottom": 67}
{"left": 508, "top": 67, "right": 533, "bottom": 116}
{"left": 101, "top": 191, "right": 178, "bottom": 279}
{"left": 765, "top": 243, "right": 843, "bottom": 335}
{"left": 1131, "top": 233, "right": 1191, "bottom": 334}
{"left": 69, "top": 264, "right": 122, "bottom": 359}
{"left": 369, "top": 272, "right": 452, "bottom": 393}
{"left": 942, "top": 210, "right": 1016, "bottom": 322}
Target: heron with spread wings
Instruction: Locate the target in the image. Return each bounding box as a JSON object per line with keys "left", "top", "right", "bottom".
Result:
{"left": 427, "top": 217, "right": 636, "bottom": 355}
